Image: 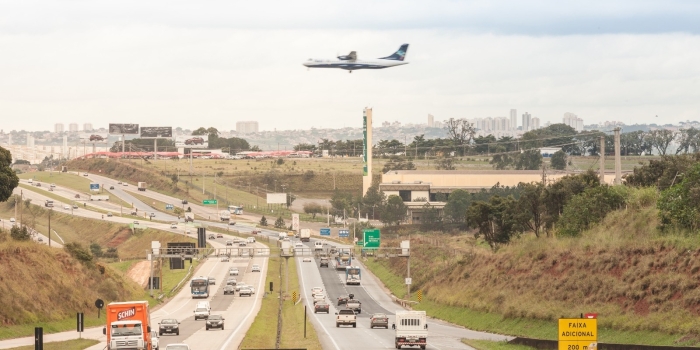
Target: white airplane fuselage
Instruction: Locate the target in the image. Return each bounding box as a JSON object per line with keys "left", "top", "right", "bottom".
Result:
{"left": 303, "top": 58, "right": 408, "bottom": 71}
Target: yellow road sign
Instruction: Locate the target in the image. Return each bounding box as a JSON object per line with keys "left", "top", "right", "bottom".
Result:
{"left": 292, "top": 291, "right": 298, "bottom": 303}
{"left": 559, "top": 318, "right": 596, "bottom": 350}
{"left": 417, "top": 290, "right": 423, "bottom": 302}
{"left": 558, "top": 340, "right": 597, "bottom": 350}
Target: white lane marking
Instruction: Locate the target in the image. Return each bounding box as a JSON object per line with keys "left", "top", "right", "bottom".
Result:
{"left": 298, "top": 257, "right": 341, "bottom": 350}
{"left": 217, "top": 252, "right": 268, "bottom": 349}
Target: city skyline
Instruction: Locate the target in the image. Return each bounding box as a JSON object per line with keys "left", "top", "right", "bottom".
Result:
{"left": 2, "top": 2, "right": 700, "bottom": 131}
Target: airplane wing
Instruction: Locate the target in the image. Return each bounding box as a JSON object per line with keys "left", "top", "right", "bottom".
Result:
{"left": 337, "top": 51, "right": 357, "bottom": 61}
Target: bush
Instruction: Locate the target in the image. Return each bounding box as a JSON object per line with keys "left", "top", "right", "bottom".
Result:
{"left": 274, "top": 216, "right": 286, "bottom": 229}
{"left": 259, "top": 215, "right": 268, "bottom": 226}
{"left": 10, "top": 225, "right": 30, "bottom": 241}
{"left": 558, "top": 185, "right": 627, "bottom": 236}
{"left": 64, "top": 242, "right": 94, "bottom": 265}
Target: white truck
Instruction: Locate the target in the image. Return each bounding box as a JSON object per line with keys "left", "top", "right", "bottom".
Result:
{"left": 137, "top": 182, "right": 147, "bottom": 191}
{"left": 219, "top": 210, "right": 231, "bottom": 221}
{"left": 300, "top": 228, "right": 311, "bottom": 242}
{"left": 90, "top": 195, "right": 110, "bottom": 201}
{"left": 394, "top": 311, "right": 427, "bottom": 349}
{"left": 335, "top": 309, "right": 356, "bottom": 328}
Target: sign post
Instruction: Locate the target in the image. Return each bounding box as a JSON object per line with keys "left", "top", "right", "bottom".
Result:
{"left": 292, "top": 214, "right": 300, "bottom": 232}
{"left": 77, "top": 312, "right": 84, "bottom": 337}
{"left": 339, "top": 229, "right": 349, "bottom": 238}
{"left": 558, "top": 318, "right": 597, "bottom": 350}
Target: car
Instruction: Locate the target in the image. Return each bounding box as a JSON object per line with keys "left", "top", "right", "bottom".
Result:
{"left": 303, "top": 257, "right": 312, "bottom": 262}
{"left": 72, "top": 204, "right": 78, "bottom": 209}
{"left": 239, "top": 286, "right": 252, "bottom": 297}
{"left": 220, "top": 255, "right": 229, "bottom": 262}
{"left": 149, "top": 213, "right": 156, "bottom": 218}
{"left": 238, "top": 242, "right": 246, "bottom": 247}
{"left": 170, "top": 223, "right": 178, "bottom": 229}
{"left": 251, "top": 264, "right": 261, "bottom": 272}
{"left": 228, "top": 221, "right": 236, "bottom": 226}
{"left": 208, "top": 277, "right": 216, "bottom": 285}
{"left": 185, "top": 230, "right": 191, "bottom": 235}
{"left": 89, "top": 134, "right": 104, "bottom": 141}
{"left": 130, "top": 210, "right": 137, "bottom": 215}
{"left": 164, "top": 344, "right": 191, "bottom": 350}
{"left": 107, "top": 212, "right": 113, "bottom": 217}
{"left": 63, "top": 205, "right": 70, "bottom": 210}
{"left": 245, "top": 285, "right": 256, "bottom": 294}
{"left": 9, "top": 218, "right": 15, "bottom": 223}
{"left": 313, "top": 293, "right": 325, "bottom": 305}
{"left": 247, "top": 237, "right": 256, "bottom": 243}
{"left": 370, "top": 313, "right": 390, "bottom": 329}
{"left": 216, "top": 233, "right": 223, "bottom": 238}
{"left": 83, "top": 173, "right": 88, "bottom": 176}
{"left": 337, "top": 295, "right": 349, "bottom": 306}
{"left": 294, "top": 242, "right": 304, "bottom": 248}
{"left": 251, "top": 230, "right": 260, "bottom": 235}
{"left": 185, "top": 137, "right": 205, "bottom": 145}
{"left": 117, "top": 181, "right": 122, "bottom": 184}
{"left": 134, "top": 221, "right": 139, "bottom": 225}
{"left": 229, "top": 268, "right": 239, "bottom": 276}
{"left": 314, "top": 301, "right": 330, "bottom": 314}
{"left": 206, "top": 314, "right": 225, "bottom": 330}
{"left": 37, "top": 237, "right": 43, "bottom": 242}
{"left": 109, "top": 186, "right": 114, "bottom": 189}
{"left": 158, "top": 318, "right": 180, "bottom": 336}
{"left": 226, "top": 278, "right": 237, "bottom": 286}
{"left": 235, "top": 281, "right": 246, "bottom": 291}
{"left": 50, "top": 183, "right": 56, "bottom": 188}
{"left": 122, "top": 183, "right": 128, "bottom": 186}
{"left": 181, "top": 199, "right": 188, "bottom": 204}
{"left": 223, "top": 285, "right": 235, "bottom": 295}
{"left": 226, "top": 240, "right": 233, "bottom": 246}
{"left": 208, "top": 234, "right": 215, "bottom": 239}
{"left": 320, "top": 257, "right": 329, "bottom": 268}
{"left": 311, "top": 287, "right": 323, "bottom": 297}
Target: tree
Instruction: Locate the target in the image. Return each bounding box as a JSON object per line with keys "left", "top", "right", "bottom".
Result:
{"left": 517, "top": 183, "right": 546, "bottom": 237}
{"left": 645, "top": 129, "right": 676, "bottom": 155}
{"left": 675, "top": 128, "right": 700, "bottom": 154}
{"left": 657, "top": 162, "right": 700, "bottom": 230}
{"left": 550, "top": 150, "right": 567, "bottom": 170}
{"left": 420, "top": 203, "right": 443, "bottom": 232}
{"left": 558, "top": 186, "right": 627, "bottom": 236}
{"left": 362, "top": 181, "right": 385, "bottom": 219}
{"left": 286, "top": 192, "right": 296, "bottom": 208}
{"left": 466, "top": 195, "right": 521, "bottom": 251}
{"left": 10, "top": 225, "right": 30, "bottom": 241}
{"left": 274, "top": 216, "right": 286, "bottom": 229}
{"left": 259, "top": 215, "right": 268, "bottom": 226}
{"left": 444, "top": 118, "right": 476, "bottom": 155}
{"left": 330, "top": 190, "right": 353, "bottom": 215}
{"left": 380, "top": 195, "right": 407, "bottom": 226}
{"left": 64, "top": 242, "right": 94, "bottom": 265}
{"left": 443, "top": 189, "right": 471, "bottom": 224}
{"left": 624, "top": 154, "right": 700, "bottom": 190}
{"left": 303, "top": 203, "right": 325, "bottom": 219}
{"left": 294, "top": 143, "right": 317, "bottom": 152}
{"left": 89, "top": 243, "right": 104, "bottom": 258}
{"left": 542, "top": 170, "right": 600, "bottom": 231}
{"left": 382, "top": 156, "right": 416, "bottom": 173}
{"left": 0, "top": 146, "right": 19, "bottom": 202}
{"left": 13, "top": 159, "right": 30, "bottom": 165}
{"left": 435, "top": 157, "right": 455, "bottom": 170}
{"left": 250, "top": 145, "right": 262, "bottom": 152}
{"left": 513, "top": 149, "right": 543, "bottom": 170}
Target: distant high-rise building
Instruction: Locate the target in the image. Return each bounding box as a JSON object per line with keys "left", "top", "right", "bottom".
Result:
{"left": 532, "top": 117, "right": 540, "bottom": 130}
{"left": 522, "top": 112, "right": 532, "bottom": 132}
{"left": 236, "top": 121, "right": 259, "bottom": 134}
{"left": 510, "top": 109, "right": 517, "bottom": 131}
{"left": 54, "top": 123, "right": 64, "bottom": 133}
{"left": 427, "top": 114, "right": 434, "bottom": 127}
{"left": 494, "top": 117, "right": 509, "bottom": 131}
{"left": 83, "top": 123, "right": 93, "bottom": 132}
{"left": 69, "top": 123, "right": 79, "bottom": 133}
{"left": 563, "top": 112, "right": 584, "bottom": 132}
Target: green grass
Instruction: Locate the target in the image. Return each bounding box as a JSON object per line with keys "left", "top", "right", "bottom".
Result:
{"left": 240, "top": 254, "right": 281, "bottom": 349}
{"left": 108, "top": 260, "right": 140, "bottom": 273}
{"left": 19, "top": 171, "right": 133, "bottom": 209}
{"left": 462, "top": 339, "right": 536, "bottom": 350}
{"left": 4, "top": 338, "right": 99, "bottom": 350}
{"left": 279, "top": 257, "right": 322, "bottom": 350}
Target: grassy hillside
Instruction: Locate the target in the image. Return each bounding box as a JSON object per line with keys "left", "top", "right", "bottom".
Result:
{"left": 0, "top": 237, "right": 141, "bottom": 328}
{"left": 363, "top": 190, "right": 700, "bottom": 346}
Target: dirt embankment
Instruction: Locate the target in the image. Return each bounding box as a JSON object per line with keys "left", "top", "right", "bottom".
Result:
{"left": 126, "top": 260, "right": 152, "bottom": 288}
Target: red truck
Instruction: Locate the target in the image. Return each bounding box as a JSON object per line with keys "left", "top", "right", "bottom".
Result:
{"left": 103, "top": 301, "right": 154, "bottom": 350}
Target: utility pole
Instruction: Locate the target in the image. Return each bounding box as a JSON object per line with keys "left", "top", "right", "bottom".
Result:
{"left": 614, "top": 127, "right": 622, "bottom": 185}
{"left": 48, "top": 209, "right": 51, "bottom": 247}
{"left": 599, "top": 136, "right": 605, "bottom": 184}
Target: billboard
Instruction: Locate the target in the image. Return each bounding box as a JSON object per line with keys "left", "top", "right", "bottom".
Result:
{"left": 291, "top": 214, "right": 299, "bottom": 231}
{"left": 109, "top": 123, "right": 139, "bottom": 135}
{"left": 267, "top": 193, "right": 286, "bottom": 204}
{"left": 140, "top": 126, "right": 173, "bottom": 138}
{"left": 175, "top": 136, "right": 209, "bottom": 149}
{"left": 80, "top": 133, "right": 109, "bottom": 143}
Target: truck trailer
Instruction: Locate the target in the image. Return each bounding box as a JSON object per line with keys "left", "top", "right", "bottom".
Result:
{"left": 394, "top": 311, "right": 427, "bottom": 349}
{"left": 103, "top": 301, "right": 153, "bottom": 350}
{"left": 219, "top": 210, "right": 231, "bottom": 221}
{"left": 300, "top": 229, "right": 311, "bottom": 242}
{"left": 137, "top": 182, "right": 147, "bottom": 191}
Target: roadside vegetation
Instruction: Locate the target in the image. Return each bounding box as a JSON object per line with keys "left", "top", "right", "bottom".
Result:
{"left": 4, "top": 339, "right": 99, "bottom": 350}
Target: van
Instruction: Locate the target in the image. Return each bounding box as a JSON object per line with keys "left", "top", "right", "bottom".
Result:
{"left": 247, "top": 237, "right": 255, "bottom": 243}
{"left": 314, "top": 241, "right": 323, "bottom": 250}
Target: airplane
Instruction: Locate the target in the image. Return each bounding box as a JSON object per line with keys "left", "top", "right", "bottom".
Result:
{"left": 303, "top": 44, "right": 409, "bottom": 73}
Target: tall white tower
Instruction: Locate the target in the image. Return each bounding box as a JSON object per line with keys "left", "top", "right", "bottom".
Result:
{"left": 362, "top": 108, "right": 374, "bottom": 196}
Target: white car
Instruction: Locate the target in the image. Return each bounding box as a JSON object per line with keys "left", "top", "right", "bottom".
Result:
{"left": 311, "top": 287, "right": 323, "bottom": 297}
{"left": 9, "top": 218, "right": 15, "bottom": 223}
{"left": 122, "top": 183, "right": 128, "bottom": 186}
{"left": 244, "top": 285, "right": 256, "bottom": 294}
{"left": 303, "top": 257, "right": 312, "bottom": 262}
{"left": 170, "top": 223, "right": 178, "bottom": 229}
{"left": 50, "top": 183, "right": 56, "bottom": 188}
{"left": 251, "top": 264, "right": 261, "bottom": 272}
{"left": 239, "top": 286, "right": 252, "bottom": 297}
{"left": 220, "top": 256, "right": 229, "bottom": 262}
{"left": 83, "top": 173, "right": 88, "bottom": 176}
{"left": 235, "top": 281, "right": 246, "bottom": 291}
{"left": 63, "top": 205, "right": 70, "bottom": 210}
{"left": 229, "top": 268, "right": 239, "bottom": 276}
{"left": 295, "top": 242, "right": 304, "bottom": 248}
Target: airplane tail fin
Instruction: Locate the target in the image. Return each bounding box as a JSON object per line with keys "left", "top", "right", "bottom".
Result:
{"left": 380, "top": 44, "right": 409, "bottom": 61}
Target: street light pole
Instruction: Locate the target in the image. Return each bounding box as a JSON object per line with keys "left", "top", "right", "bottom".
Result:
{"left": 48, "top": 209, "right": 51, "bottom": 247}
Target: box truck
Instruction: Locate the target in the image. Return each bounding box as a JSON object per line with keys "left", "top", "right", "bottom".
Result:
{"left": 103, "top": 301, "right": 153, "bottom": 350}
{"left": 394, "top": 311, "right": 427, "bottom": 349}
{"left": 219, "top": 210, "right": 231, "bottom": 221}
{"left": 300, "top": 228, "right": 311, "bottom": 242}
{"left": 137, "top": 182, "right": 147, "bottom": 191}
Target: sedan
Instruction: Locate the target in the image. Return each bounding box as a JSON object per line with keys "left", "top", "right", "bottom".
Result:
{"left": 109, "top": 186, "right": 115, "bottom": 190}
{"left": 235, "top": 282, "right": 246, "bottom": 291}
{"left": 208, "top": 277, "right": 216, "bottom": 285}
{"left": 251, "top": 265, "right": 261, "bottom": 272}
{"left": 107, "top": 212, "right": 113, "bottom": 217}
{"left": 337, "top": 295, "right": 349, "bottom": 306}
{"left": 217, "top": 233, "right": 224, "bottom": 238}
{"left": 205, "top": 314, "right": 225, "bottom": 330}
{"left": 370, "top": 313, "right": 389, "bottom": 329}
{"left": 223, "top": 285, "right": 235, "bottom": 295}
{"left": 158, "top": 318, "right": 180, "bottom": 336}
{"left": 229, "top": 268, "right": 239, "bottom": 276}
{"left": 311, "top": 287, "right": 323, "bottom": 297}
{"left": 314, "top": 301, "right": 330, "bottom": 314}
{"left": 302, "top": 257, "right": 312, "bottom": 263}
{"left": 239, "top": 286, "right": 252, "bottom": 297}
{"left": 226, "top": 278, "right": 237, "bottom": 285}
{"left": 220, "top": 256, "right": 229, "bottom": 262}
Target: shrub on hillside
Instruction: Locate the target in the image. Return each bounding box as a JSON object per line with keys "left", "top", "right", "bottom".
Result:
{"left": 259, "top": 215, "right": 268, "bottom": 226}
{"left": 64, "top": 242, "right": 94, "bottom": 265}
{"left": 658, "top": 163, "right": 700, "bottom": 231}
{"left": 557, "top": 185, "right": 627, "bottom": 236}
{"left": 274, "top": 216, "right": 285, "bottom": 229}
{"left": 10, "top": 226, "right": 30, "bottom": 241}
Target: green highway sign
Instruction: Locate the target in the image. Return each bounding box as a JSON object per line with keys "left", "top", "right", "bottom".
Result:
{"left": 356, "top": 241, "right": 363, "bottom": 246}
{"left": 202, "top": 199, "right": 218, "bottom": 205}
{"left": 363, "top": 229, "right": 380, "bottom": 248}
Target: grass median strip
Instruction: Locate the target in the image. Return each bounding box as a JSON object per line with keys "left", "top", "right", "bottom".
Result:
{"left": 462, "top": 339, "right": 535, "bottom": 350}
{"left": 4, "top": 338, "right": 99, "bottom": 350}
{"left": 241, "top": 245, "right": 322, "bottom": 349}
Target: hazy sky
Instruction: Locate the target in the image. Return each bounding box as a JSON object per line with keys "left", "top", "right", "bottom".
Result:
{"left": 2, "top": 0, "right": 700, "bottom": 132}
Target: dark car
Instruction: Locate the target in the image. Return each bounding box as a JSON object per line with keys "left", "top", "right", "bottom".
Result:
{"left": 89, "top": 134, "right": 104, "bottom": 141}
{"left": 109, "top": 186, "right": 114, "bottom": 189}
{"left": 223, "top": 285, "right": 235, "bottom": 295}
{"left": 159, "top": 318, "right": 180, "bottom": 335}
{"left": 370, "top": 313, "right": 389, "bottom": 329}
{"left": 319, "top": 257, "right": 329, "bottom": 268}
{"left": 185, "top": 137, "right": 204, "bottom": 145}
{"left": 205, "top": 314, "right": 224, "bottom": 330}
{"left": 337, "top": 295, "right": 349, "bottom": 306}
{"left": 314, "top": 301, "right": 330, "bottom": 314}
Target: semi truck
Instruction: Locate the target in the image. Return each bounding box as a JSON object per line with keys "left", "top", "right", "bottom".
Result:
{"left": 300, "top": 229, "right": 311, "bottom": 242}
{"left": 394, "top": 311, "right": 427, "bottom": 349}
{"left": 219, "top": 210, "right": 231, "bottom": 221}
{"left": 335, "top": 251, "right": 352, "bottom": 270}
{"left": 90, "top": 195, "right": 110, "bottom": 201}
{"left": 103, "top": 301, "right": 154, "bottom": 350}
{"left": 137, "top": 182, "right": 147, "bottom": 191}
